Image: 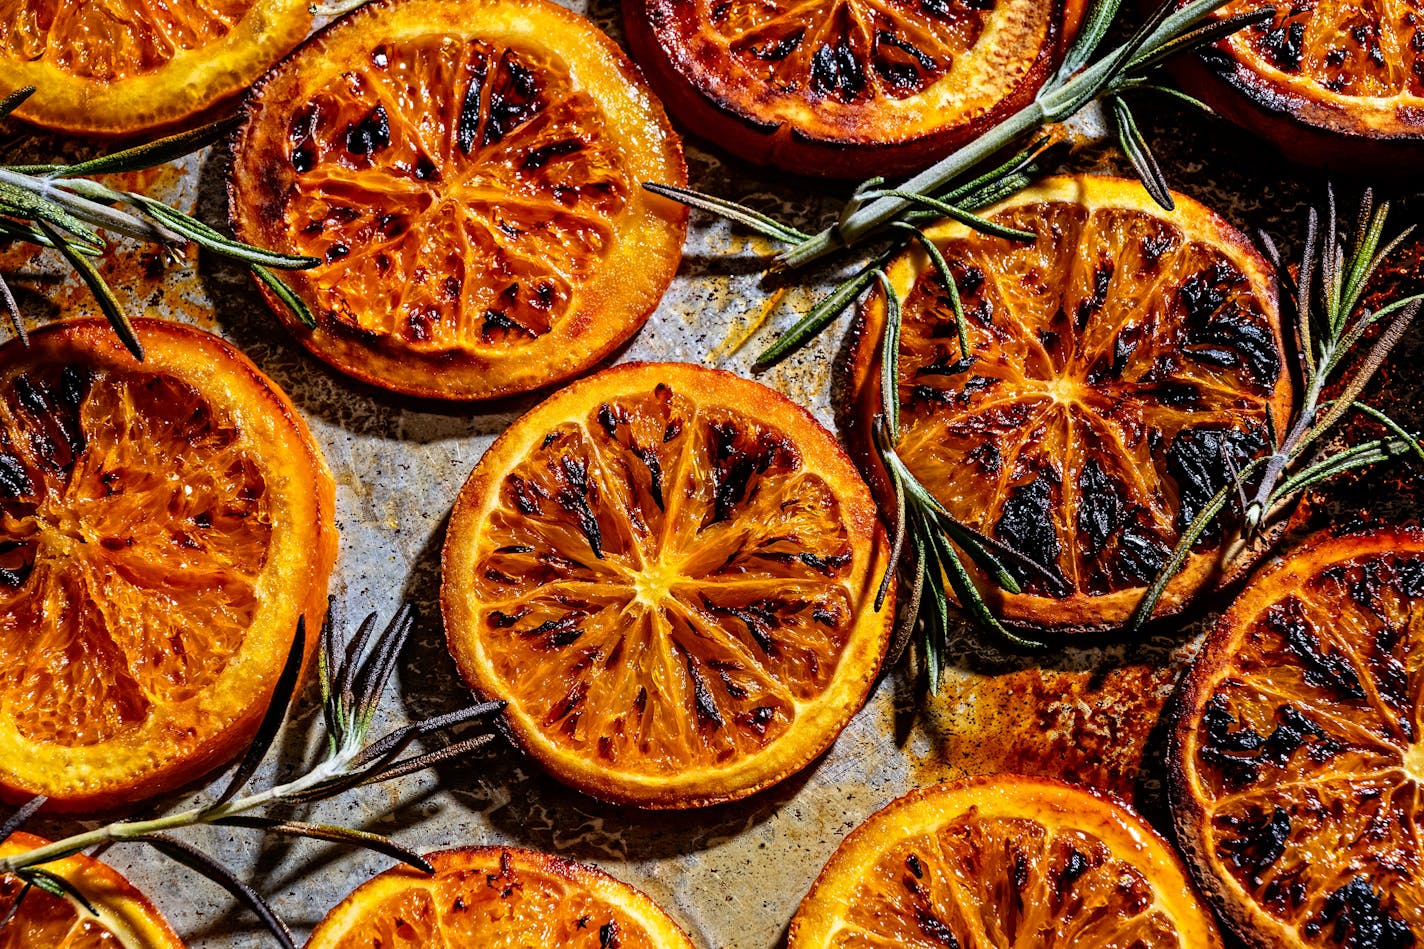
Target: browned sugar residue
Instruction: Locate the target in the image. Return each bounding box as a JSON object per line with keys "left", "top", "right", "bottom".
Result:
{"left": 1, "top": 164, "right": 216, "bottom": 332}
{"left": 911, "top": 661, "right": 1180, "bottom": 804}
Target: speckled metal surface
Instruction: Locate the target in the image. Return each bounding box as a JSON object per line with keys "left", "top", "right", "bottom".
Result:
{"left": 2, "top": 1, "right": 1421, "bottom": 947}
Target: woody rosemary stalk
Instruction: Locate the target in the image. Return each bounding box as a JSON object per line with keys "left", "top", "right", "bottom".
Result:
{"left": 0, "top": 86, "right": 316, "bottom": 361}
{"left": 0, "top": 605, "right": 504, "bottom": 949}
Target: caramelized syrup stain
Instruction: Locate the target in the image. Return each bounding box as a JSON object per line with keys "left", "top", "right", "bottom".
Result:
{"left": 909, "top": 658, "right": 1188, "bottom": 804}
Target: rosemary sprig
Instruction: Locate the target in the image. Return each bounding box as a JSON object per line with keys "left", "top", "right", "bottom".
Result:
{"left": 0, "top": 604, "right": 504, "bottom": 949}
{"left": 0, "top": 87, "right": 318, "bottom": 360}
{"left": 1126, "top": 188, "right": 1424, "bottom": 629}
{"left": 643, "top": 0, "right": 1267, "bottom": 368}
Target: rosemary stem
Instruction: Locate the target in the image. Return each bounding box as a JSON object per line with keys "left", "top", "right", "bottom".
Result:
{"left": 0, "top": 751, "right": 361, "bottom": 876}
{"left": 0, "top": 168, "right": 180, "bottom": 246}
{"left": 778, "top": 103, "right": 1048, "bottom": 269}
{"left": 1246, "top": 365, "right": 1329, "bottom": 525}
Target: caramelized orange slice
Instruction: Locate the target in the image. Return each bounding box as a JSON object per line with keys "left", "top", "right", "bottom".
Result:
{"left": 847, "top": 175, "right": 1292, "bottom": 634}
{"left": 623, "top": 0, "right": 1085, "bottom": 177}
{"left": 0, "top": 319, "right": 336, "bottom": 813}
{"left": 0, "top": 0, "right": 310, "bottom": 135}
{"left": 303, "top": 846, "right": 695, "bottom": 949}
{"left": 0, "top": 831, "right": 184, "bottom": 949}
{"left": 1172, "top": 527, "right": 1424, "bottom": 949}
{"left": 789, "top": 775, "right": 1224, "bottom": 948}
{"left": 442, "top": 362, "right": 892, "bottom": 807}
{"left": 1173, "top": 0, "right": 1424, "bottom": 172}
{"left": 229, "top": 0, "right": 687, "bottom": 401}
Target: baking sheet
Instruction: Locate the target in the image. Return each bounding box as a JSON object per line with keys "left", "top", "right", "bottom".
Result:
{"left": 4, "top": 1, "right": 1421, "bottom": 945}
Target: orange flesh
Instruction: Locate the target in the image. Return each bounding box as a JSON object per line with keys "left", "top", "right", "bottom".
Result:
{"left": 891, "top": 199, "right": 1282, "bottom": 605}
{"left": 0, "top": 364, "right": 270, "bottom": 748}
{"left": 791, "top": 779, "right": 1222, "bottom": 949}
{"left": 1218, "top": 0, "right": 1423, "bottom": 100}
{"left": 469, "top": 385, "right": 857, "bottom": 775}
{"left": 640, "top": 0, "right": 1062, "bottom": 147}
{"left": 325, "top": 863, "right": 661, "bottom": 948}
{"left": 1185, "top": 540, "right": 1424, "bottom": 944}
{"left": 710, "top": 0, "right": 991, "bottom": 104}
{"left": 0, "top": 0, "right": 252, "bottom": 80}
{"left": 839, "top": 818, "right": 1183, "bottom": 946}
{"left": 277, "top": 36, "right": 628, "bottom": 352}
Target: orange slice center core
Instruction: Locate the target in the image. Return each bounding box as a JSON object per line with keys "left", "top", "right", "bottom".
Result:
{"left": 1403, "top": 740, "right": 1424, "bottom": 784}
{"left": 630, "top": 557, "right": 684, "bottom": 607}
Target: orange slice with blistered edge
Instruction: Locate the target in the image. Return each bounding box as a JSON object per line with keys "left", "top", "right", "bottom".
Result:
{"left": 1171, "top": 526, "right": 1424, "bottom": 949}
{"left": 788, "top": 775, "right": 1225, "bottom": 949}
{"left": 0, "top": 831, "right": 184, "bottom": 949}
{"left": 845, "top": 174, "right": 1293, "bottom": 635}
{"left": 0, "top": 318, "right": 336, "bottom": 814}
{"left": 229, "top": 0, "right": 687, "bottom": 401}
{"left": 623, "top": 0, "right": 1087, "bottom": 178}
{"left": 1170, "top": 0, "right": 1424, "bottom": 174}
{"left": 0, "top": 0, "right": 311, "bottom": 135}
{"left": 441, "top": 362, "right": 892, "bottom": 808}
{"left": 302, "top": 846, "right": 696, "bottom": 949}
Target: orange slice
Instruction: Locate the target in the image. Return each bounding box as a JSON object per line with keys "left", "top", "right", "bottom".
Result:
{"left": 0, "top": 0, "right": 311, "bottom": 135}
{"left": 229, "top": 0, "right": 688, "bottom": 401}
{"left": 1172, "top": 0, "right": 1424, "bottom": 173}
{"left": 303, "top": 846, "right": 695, "bottom": 949}
{"left": 789, "top": 775, "right": 1224, "bottom": 948}
{"left": 1171, "top": 526, "right": 1424, "bottom": 948}
{"left": 0, "top": 831, "right": 184, "bottom": 949}
{"left": 441, "top": 362, "right": 892, "bottom": 807}
{"left": 623, "top": 0, "right": 1086, "bottom": 177}
{"left": 0, "top": 318, "right": 336, "bottom": 813}
{"left": 846, "top": 175, "right": 1292, "bottom": 634}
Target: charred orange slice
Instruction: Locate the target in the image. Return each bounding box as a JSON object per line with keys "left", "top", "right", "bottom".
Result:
{"left": 623, "top": 0, "right": 1085, "bottom": 178}
{"left": 441, "top": 362, "right": 892, "bottom": 808}
{"left": 229, "top": 0, "right": 688, "bottom": 402}
{"left": 0, "top": 831, "right": 184, "bottom": 949}
{"left": 0, "top": 0, "right": 311, "bottom": 135}
{"left": 789, "top": 775, "right": 1224, "bottom": 948}
{"left": 846, "top": 175, "right": 1292, "bottom": 634}
{"left": 0, "top": 318, "right": 336, "bottom": 814}
{"left": 1171, "top": 526, "right": 1424, "bottom": 949}
{"left": 304, "top": 846, "right": 694, "bottom": 949}
{"left": 1172, "top": 0, "right": 1424, "bottom": 173}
